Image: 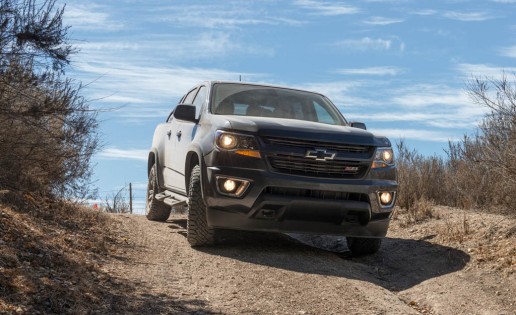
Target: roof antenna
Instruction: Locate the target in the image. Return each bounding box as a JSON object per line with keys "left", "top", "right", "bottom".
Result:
{"left": 239, "top": 75, "right": 242, "bottom": 82}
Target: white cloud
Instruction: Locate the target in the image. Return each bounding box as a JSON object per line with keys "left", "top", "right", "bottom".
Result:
{"left": 364, "top": 16, "right": 404, "bottom": 25}
{"left": 75, "top": 31, "right": 274, "bottom": 66}
{"left": 74, "top": 61, "right": 253, "bottom": 107}
{"left": 296, "top": 81, "right": 374, "bottom": 106}
{"left": 391, "top": 86, "right": 471, "bottom": 108}
{"left": 456, "top": 63, "right": 516, "bottom": 78}
{"left": 154, "top": 4, "right": 302, "bottom": 29}
{"left": 335, "top": 66, "right": 403, "bottom": 76}
{"left": 99, "top": 148, "right": 148, "bottom": 161}
{"left": 334, "top": 37, "right": 393, "bottom": 50}
{"left": 65, "top": 4, "right": 123, "bottom": 31}
{"left": 443, "top": 11, "right": 493, "bottom": 22}
{"left": 370, "top": 128, "right": 456, "bottom": 142}
{"left": 293, "top": 0, "right": 360, "bottom": 15}
{"left": 347, "top": 112, "right": 479, "bottom": 129}
{"left": 345, "top": 84, "right": 488, "bottom": 129}
{"left": 411, "top": 9, "right": 438, "bottom": 16}
{"left": 500, "top": 45, "right": 516, "bottom": 58}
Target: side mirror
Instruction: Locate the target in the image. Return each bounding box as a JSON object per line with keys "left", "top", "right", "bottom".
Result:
{"left": 350, "top": 121, "right": 367, "bottom": 130}
{"left": 174, "top": 104, "right": 197, "bottom": 122}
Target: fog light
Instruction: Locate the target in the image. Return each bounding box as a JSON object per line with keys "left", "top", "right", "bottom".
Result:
{"left": 216, "top": 176, "right": 251, "bottom": 197}
{"left": 381, "top": 192, "right": 392, "bottom": 205}
{"left": 223, "top": 179, "right": 236, "bottom": 192}
{"left": 377, "top": 191, "right": 395, "bottom": 208}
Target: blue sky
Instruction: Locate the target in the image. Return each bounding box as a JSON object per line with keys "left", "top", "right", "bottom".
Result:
{"left": 59, "top": 0, "right": 516, "bottom": 213}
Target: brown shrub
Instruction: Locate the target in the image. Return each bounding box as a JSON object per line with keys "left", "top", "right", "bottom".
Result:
{"left": 396, "top": 74, "right": 516, "bottom": 215}
{"left": 0, "top": 0, "right": 98, "bottom": 199}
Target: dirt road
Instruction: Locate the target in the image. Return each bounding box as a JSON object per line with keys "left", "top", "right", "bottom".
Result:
{"left": 101, "top": 210, "right": 515, "bottom": 315}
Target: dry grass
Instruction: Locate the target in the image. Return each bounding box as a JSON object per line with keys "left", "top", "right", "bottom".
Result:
{"left": 0, "top": 190, "right": 128, "bottom": 314}
{"left": 439, "top": 213, "right": 470, "bottom": 243}
{"left": 394, "top": 197, "right": 439, "bottom": 227}
{"left": 391, "top": 205, "right": 516, "bottom": 274}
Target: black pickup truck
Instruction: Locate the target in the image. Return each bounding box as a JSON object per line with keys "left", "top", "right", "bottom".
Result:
{"left": 146, "top": 81, "right": 397, "bottom": 255}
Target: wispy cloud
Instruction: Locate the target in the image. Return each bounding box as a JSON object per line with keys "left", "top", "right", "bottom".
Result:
{"left": 411, "top": 9, "right": 438, "bottom": 16}
{"left": 99, "top": 148, "right": 148, "bottom": 161}
{"left": 75, "top": 32, "right": 274, "bottom": 65}
{"left": 500, "top": 45, "right": 516, "bottom": 58}
{"left": 456, "top": 63, "right": 516, "bottom": 78}
{"left": 335, "top": 66, "right": 403, "bottom": 76}
{"left": 370, "top": 128, "right": 456, "bottom": 142}
{"left": 293, "top": 0, "right": 360, "bottom": 15}
{"left": 344, "top": 84, "right": 487, "bottom": 129}
{"left": 74, "top": 61, "right": 253, "bottom": 106}
{"left": 363, "top": 16, "right": 404, "bottom": 25}
{"left": 65, "top": 3, "right": 123, "bottom": 31}
{"left": 296, "top": 81, "right": 376, "bottom": 107}
{"left": 154, "top": 4, "right": 302, "bottom": 29}
{"left": 443, "top": 11, "right": 493, "bottom": 22}
{"left": 391, "top": 85, "right": 471, "bottom": 108}
{"left": 334, "top": 37, "right": 393, "bottom": 50}
{"left": 347, "top": 112, "right": 478, "bottom": 129}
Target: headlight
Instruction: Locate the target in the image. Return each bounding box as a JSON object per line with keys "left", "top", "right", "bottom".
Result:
{"left": 218, "top": 134, "right": 237, "bottom": 150}
{"left": 372, "top": 147, "right": 394, "bottom": 168}
{"left": 215, "top": 131, "right": 261, "bottom": 158}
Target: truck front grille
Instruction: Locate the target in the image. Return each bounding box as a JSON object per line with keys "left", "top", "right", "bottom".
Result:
{"left": 265, "top": 136, "right": 373, "bottom": 154}
{"left": 268, "top": 153, "right": 369, "bottom": 179}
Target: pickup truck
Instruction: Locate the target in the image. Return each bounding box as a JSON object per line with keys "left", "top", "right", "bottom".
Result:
{"left": 146, "top": 81, "right": 397, "bottom": 255}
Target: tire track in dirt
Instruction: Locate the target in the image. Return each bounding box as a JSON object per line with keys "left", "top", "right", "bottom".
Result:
{"left": 104, "top": 212, "right": 515, "bottom": 315}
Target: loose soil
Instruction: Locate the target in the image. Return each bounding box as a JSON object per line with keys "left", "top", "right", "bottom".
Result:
{"left": 1, "top": 194, "right": 515, "bottom": 314}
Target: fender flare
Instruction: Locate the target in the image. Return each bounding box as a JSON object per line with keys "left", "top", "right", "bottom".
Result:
{"left": 184, "top": 144, "right": 207, "bottom": 199}
{"left": 148, "top": 148, "right": 164, "bottom": 189}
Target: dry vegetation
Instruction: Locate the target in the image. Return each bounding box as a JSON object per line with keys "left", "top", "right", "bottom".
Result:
{"left": 0, "top": 0, "right": 98, "bottom": 200}
{"left": 396, "top": 74, "right": 516, "bottom": 216}
{"left": 0, "top": 190, "right": 126, "bottom": 314}
{"left": 391, "top": 205, "right": 516, "bottom": 274}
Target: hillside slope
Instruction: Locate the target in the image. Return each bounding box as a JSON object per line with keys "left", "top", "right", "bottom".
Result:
{"left": 1, "top": 191, "right": 514, "bottom": 314}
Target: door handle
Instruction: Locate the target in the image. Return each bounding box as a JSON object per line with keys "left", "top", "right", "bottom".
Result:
{"left": 176, "top": 131, "right": 182, "bottom": 138}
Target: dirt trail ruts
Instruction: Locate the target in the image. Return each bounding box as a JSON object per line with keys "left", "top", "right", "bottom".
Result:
{"left": 102, "top": 212, "right": 515, "bottom": 315}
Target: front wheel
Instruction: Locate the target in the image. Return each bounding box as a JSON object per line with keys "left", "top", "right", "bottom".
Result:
{"left": 346, "top": 237, "right": 382, "bottom": 256}
{"left": 145, "top": 164, "right": 172, "bottom": 222}
{"left": 186, "top": 165, "right": 215, "bottom": 246}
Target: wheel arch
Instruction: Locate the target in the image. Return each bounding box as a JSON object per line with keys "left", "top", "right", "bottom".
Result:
{"left": 148, "top": 149, "right": 164, "bottom": 188}
{"left": 185, "top": 146, "right": 205, "bottom": 197}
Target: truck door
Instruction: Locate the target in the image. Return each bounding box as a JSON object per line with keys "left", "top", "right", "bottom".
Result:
{"left": 171, "top": 85, "right": 207, "bottom": 193}
{"left": 163, "top": 87, "right": 198, "bottom": 192}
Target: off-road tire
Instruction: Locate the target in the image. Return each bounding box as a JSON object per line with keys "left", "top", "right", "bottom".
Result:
{"left": 187, "top": 165, "right": 215, "bottom": 246}
{"left": 146, "top": 164, "right": 171, "bottom": 222}
{"left": 346, "top": 237, "right": 382, "bottom": 256}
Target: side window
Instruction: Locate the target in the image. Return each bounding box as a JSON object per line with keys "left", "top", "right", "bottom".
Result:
{"left": 166, "top": 109, "right": 175, "bottom": 122}
{"left": 183, "top": 88, "right": 198, "bottom": 104}
{"left": 193, "top": 86, "right": 206, "bottom": 107}
{"left": 192, "top": 86, "right": 207, "bottom": 118}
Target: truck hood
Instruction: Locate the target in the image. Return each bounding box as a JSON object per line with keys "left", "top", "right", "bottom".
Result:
{"left": 219, "top": 116, "right": 391, "bottom": 147}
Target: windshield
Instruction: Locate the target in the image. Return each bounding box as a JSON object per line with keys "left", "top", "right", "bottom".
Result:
{"left": 211, "top": 83, "right": 346, "bottom": 126}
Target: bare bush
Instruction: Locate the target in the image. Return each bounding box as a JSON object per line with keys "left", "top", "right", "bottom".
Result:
{"left": 0, "top": 0, "right": 98, "bottom": 199}
{"left": 103, "top": 187, "right": 130, "bottom": 214}
{"left": 396, "top": 140, "right": 450, "bottom": 210}
{"left": 396, "top": 74, "right": 516, "bottom": 214}
{"left": 448, "top": 74, "right": 516, "bottom": 212}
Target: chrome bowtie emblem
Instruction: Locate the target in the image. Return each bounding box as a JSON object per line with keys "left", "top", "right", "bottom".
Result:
{"left": 305, "top": 149, "right": 336, "bottom": 161}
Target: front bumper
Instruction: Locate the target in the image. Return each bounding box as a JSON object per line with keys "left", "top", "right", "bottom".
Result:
{"left": 202, "top": 151, "right": 397, "bottom": 237}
